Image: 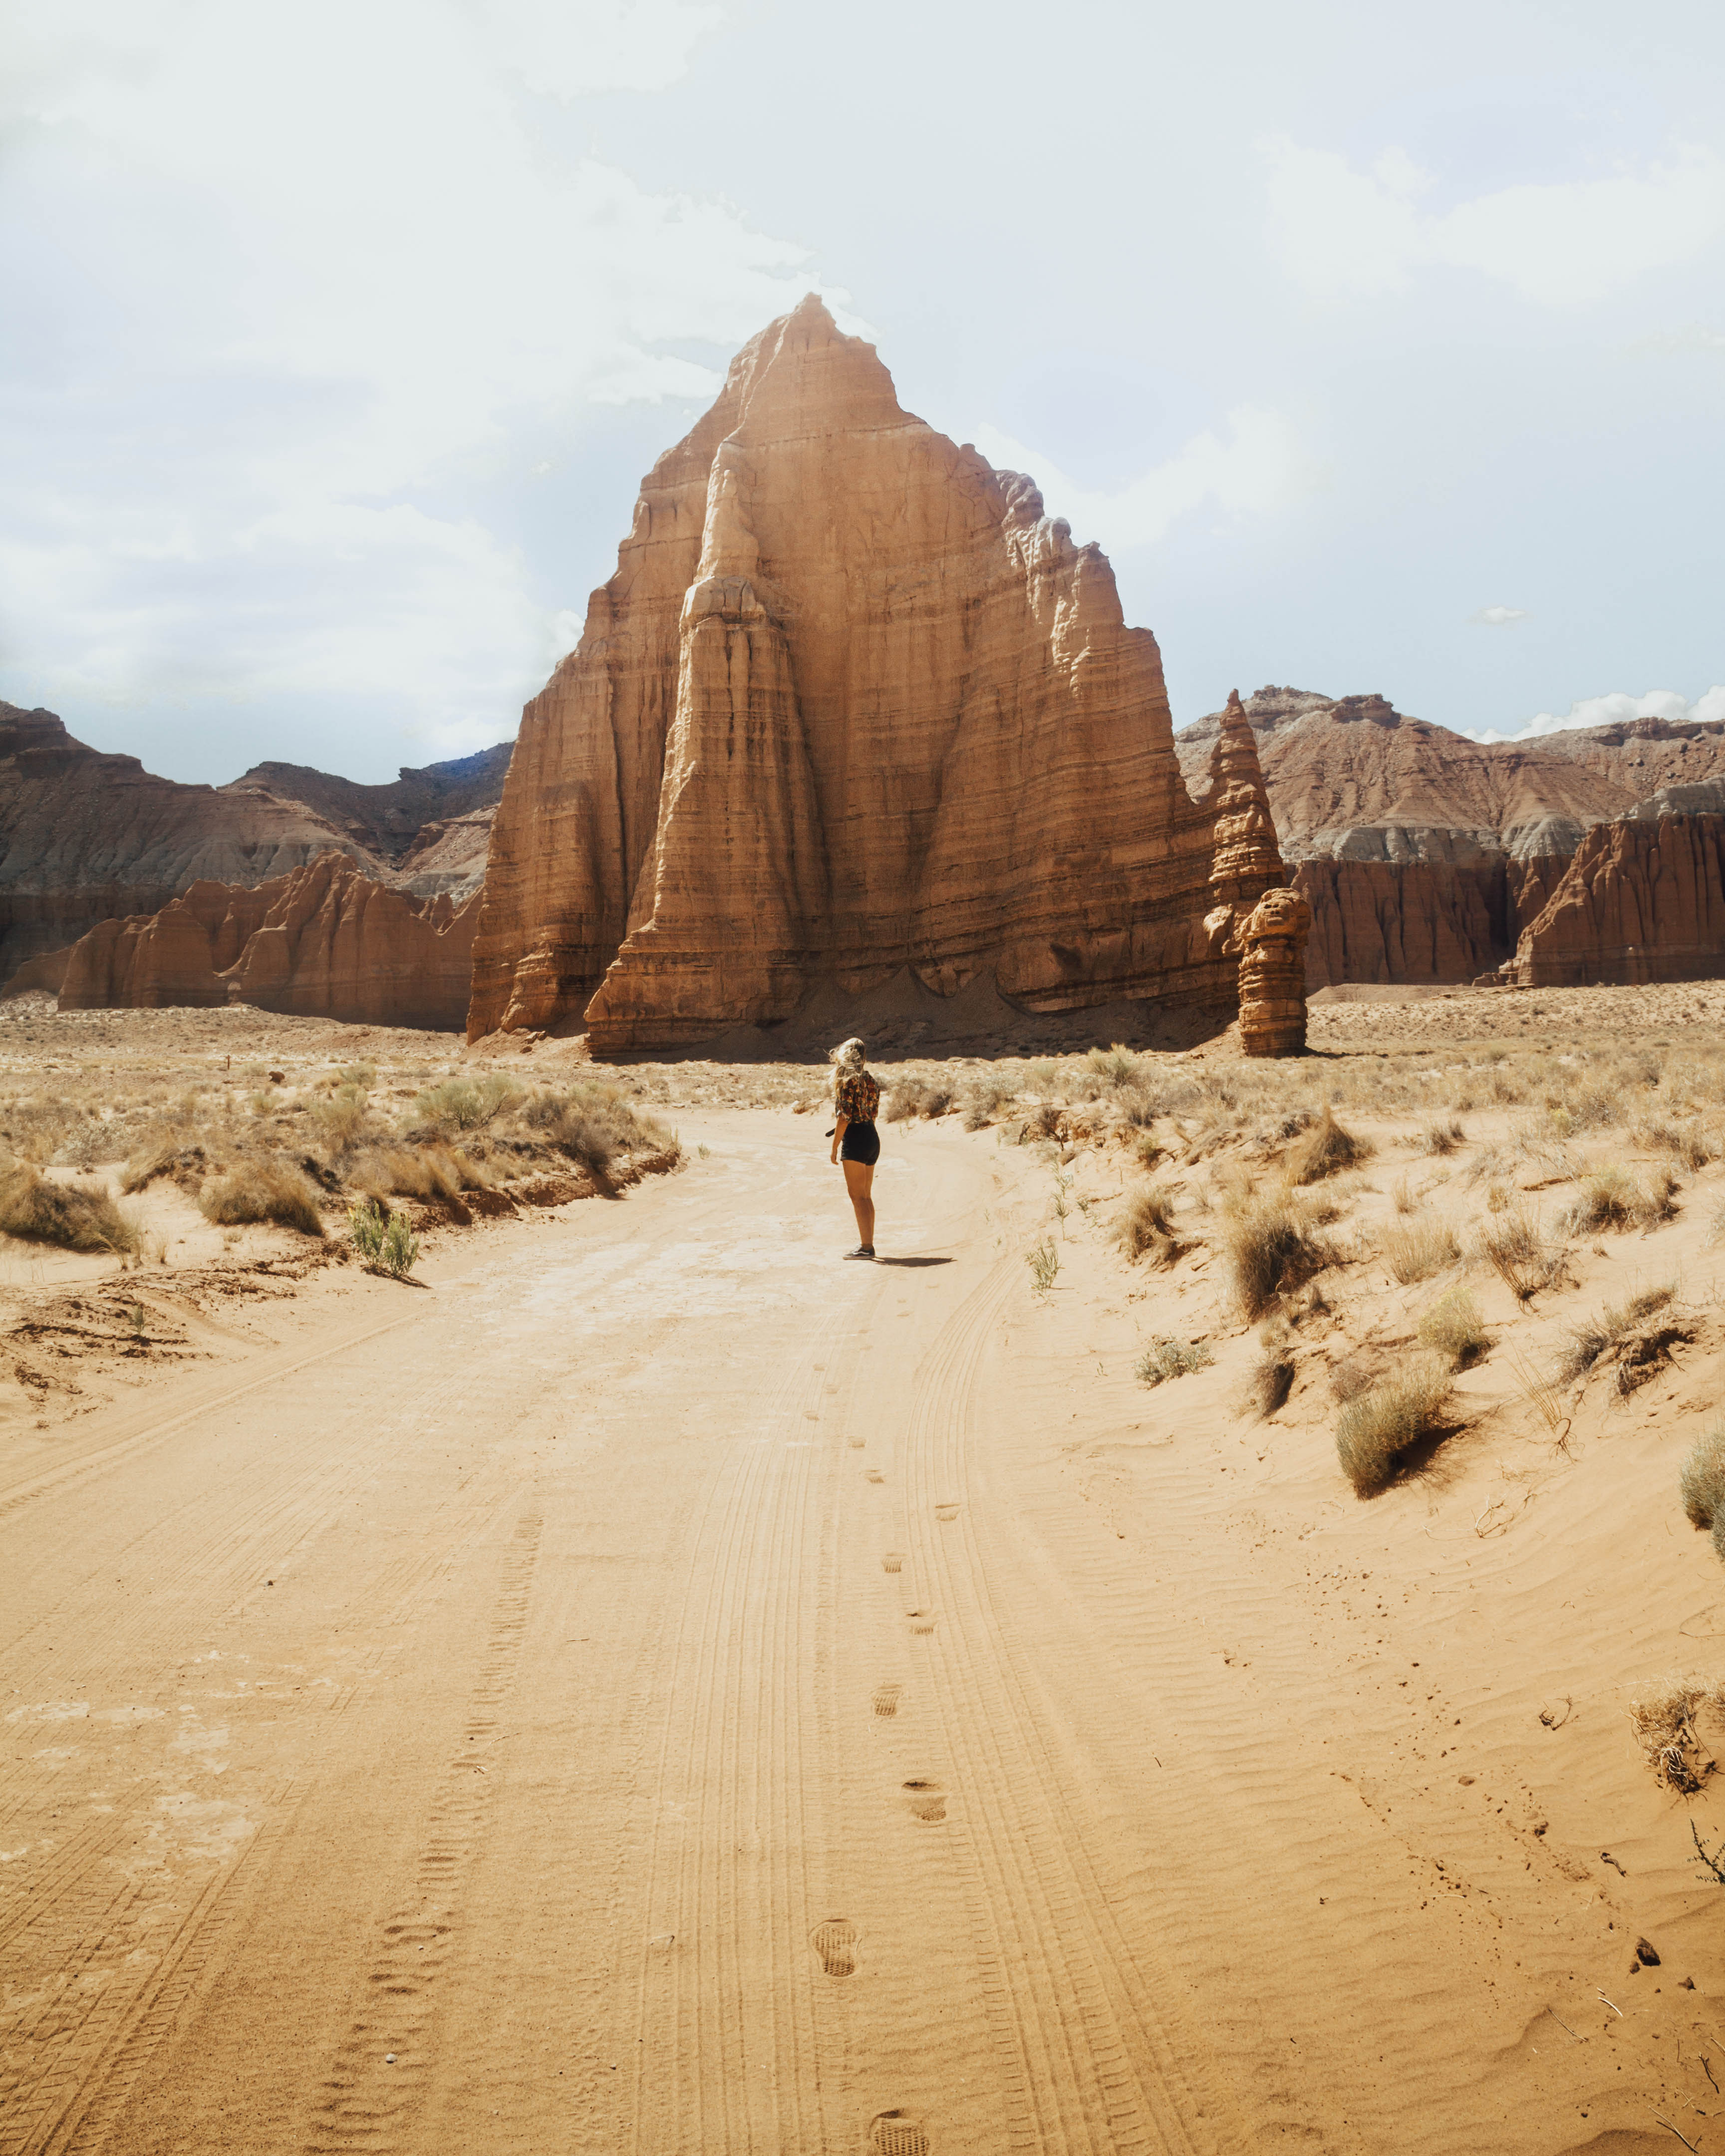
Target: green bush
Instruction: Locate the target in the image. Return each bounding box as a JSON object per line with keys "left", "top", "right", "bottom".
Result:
{"left": 349, "top": 1197, "right": 419, "bottom": 1277}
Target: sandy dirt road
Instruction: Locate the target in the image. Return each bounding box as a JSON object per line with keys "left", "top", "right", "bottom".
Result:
{"left": 2, "top": 1107, "right": 1715, "bottom": 2155}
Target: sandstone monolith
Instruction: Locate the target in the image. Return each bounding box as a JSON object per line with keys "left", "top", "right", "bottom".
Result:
{"left": 469, "top": 297, "right": 1287, "bottom": 1049}
{"left": 1237, "top": 885, "right": 1313, "bottom": 1056}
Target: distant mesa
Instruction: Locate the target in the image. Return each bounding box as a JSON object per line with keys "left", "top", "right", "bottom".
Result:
{"left": 469, "top": 294, "right": 1291, "bottom": 1052}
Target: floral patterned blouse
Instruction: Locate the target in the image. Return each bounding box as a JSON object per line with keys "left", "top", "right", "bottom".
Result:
{"left": 834, "top": 1072, "right": 879, "bottom": 1123}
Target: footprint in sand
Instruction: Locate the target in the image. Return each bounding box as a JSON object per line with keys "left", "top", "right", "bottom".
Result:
{"left": 934, "top": 1503, "right": 959, "bottom": 1522}
{"left": 881, "top": 1553, "right": 903, "bottom": 1573}
{"left": 810, "top": 1917, "right": 859, "bottom": 1976}
{"left": 848, "top": 1437, "right": 866, "bottom": 1449}
{"left": 902, "top": 1779, "right": 945, "bottom": 1822}
{"left": 905, "top": 1610, "right": 936, "bottom": 1634}
{"left": 864, "top": 1469, "right": 885, "bottom": 1484}
{"left": 870, "top": 2114, "right": 931, "bottom": 2156}
{"left": 872, "top": 1683, "right": 902, "bottom": 1718}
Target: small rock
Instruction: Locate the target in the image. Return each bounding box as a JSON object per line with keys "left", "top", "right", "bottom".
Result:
{"left": 384, "top": 2053, "right": 396, "bottom": 2064}
{"left": 1634, "top": 1937, "right": 1661, "bottom": 1967}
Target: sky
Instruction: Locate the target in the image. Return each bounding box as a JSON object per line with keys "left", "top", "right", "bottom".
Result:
{"left": 2, "top": 0, "right": 1723, "bottom": 785}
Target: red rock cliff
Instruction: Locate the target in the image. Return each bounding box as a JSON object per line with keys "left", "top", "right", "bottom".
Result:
{"left": 55, "top": 854, "right": 479, "bottom": 1030}
{"left": 469, "top": 296, "right": 1284, "bottom": 1050}
{"left": 1508, "top": 813, "right": 1725, "bottom": 987}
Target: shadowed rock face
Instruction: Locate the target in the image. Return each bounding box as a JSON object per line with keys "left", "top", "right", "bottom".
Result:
{"left": 469, "top": 296, "right": 1285, "bottom": 1050}
{"left": 52, "top": 855, "right": 480, "bottom": 1031}
{"left": 1509, "top": 813, "right": 1725, "bottom": 988}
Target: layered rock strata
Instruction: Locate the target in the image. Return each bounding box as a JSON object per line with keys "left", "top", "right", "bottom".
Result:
{"left": 1507, "top": 813, "right": 1725, "bottom": 988}
{"left": 470, "top": 296, "right": 1288, "bottom": 1050}
{"left": 53, "top": 854, "right": 479, "bottom": 1030}
{"left": 0, "top": 705, "right": 508, "bottom": 992}
{"left": 1237, "top": 886, "right": 1313, "bottom": 1056}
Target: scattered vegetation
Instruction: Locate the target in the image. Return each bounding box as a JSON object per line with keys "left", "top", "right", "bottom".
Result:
{"left": 1481, "top": 1209, "right": 1562, "bottom": 1302}
{"left": 1555, "top": 1286, "right": 1692, "bottom": 1394}
{"left": 349, "top": 1197, "right": 420, "bottom": 1278}
{"left": 961, "top": 1075, "right": 1019, "bottom": 1130}
{"left": 0, "top": 1161, "right": 140, "bottom": 1254}
{"left": 412, "top": 1074, "right": 521, "bottom": 1131}
{"left": 1286, "top": 1108, "right": 1370, "bottom": 1186}
{"left": 199, "top": 1160, "right": 325, "bottom": 1237}
{"left": 518, "top": 1082, "right": 666, "bottom": 1173}
{"left": 1335, "top": 1357, "right": 1454, "bottom": 1496}
{"left": 1421, "top": 1118, "right": 1466, "bottom": 1155}
{"left": 884, "top": 1077, "right": 953, "bottom": 1122}
{"left": 1628, "top": 1675, "right": 1725, "bottom": 1792}
{"left": 1680, "top": 1424, "right": 1725, "bottom": 1561}
{"left": 1417, "top": 1286, "right": 1489, "bottom": 1369}
{"left": 1115, "top": 1182, "right": 1180, "bottom": 1264}
{"left": 1026, "top": 1238, "right": 1059, "bottom": 1292}
{"left": 1224, "top": 1196, "right": 1335, "bottom": 1319}
{"left": 1382, "top": 1218, "right": 1460, "bottom": 1285}
{"left": 1565, "top": 1164, "right": 1680, "bottom": 1234}
{"left": 1248, "top": 1324, "right": 1296, "bottom": 1416}
{"left": 1135, "top": 1336, "right": 1212, "bottom": 1387}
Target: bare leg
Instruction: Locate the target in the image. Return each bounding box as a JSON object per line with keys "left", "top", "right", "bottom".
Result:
{"left": 842, "top": 1160, "right": 875, "bottom": 1249}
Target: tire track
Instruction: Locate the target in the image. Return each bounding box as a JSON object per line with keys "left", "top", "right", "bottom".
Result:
{"left": 899, "top": 1257, "right": 1248, "bottom": 2156}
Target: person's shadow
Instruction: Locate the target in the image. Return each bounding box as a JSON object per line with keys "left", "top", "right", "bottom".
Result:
{"left": 872, "top": 1256, "right": 953, "bottom": 1267}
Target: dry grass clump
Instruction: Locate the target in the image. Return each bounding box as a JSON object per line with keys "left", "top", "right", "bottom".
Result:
{"left": 517, "top": 1082, "right": 665, "bottom": 1172}
{"left": 1335, "top": 1356, "right": 1453, "bottom": 1495}
{"left": 1135, "top": 1336, "right": 1211, "bottom": 1386}
{"left": 199, "top": 1160, "right": 325, "bottom": 1237}
{"left": 1286, "top": 1108, "right": 1370, "bottom": 1185}
{"left": 1628, "top": 1675, "right": 1725, "bottom": 1791}
{"left": 961, "top": 1075, "right": 1019, "bottom": 1131}
{"left": 1679, "top": 1425, "right": 1725, "bottom": 1557}
{"left": 1481, "top": 1209, "right": 1563, "bottom": 1302}
{"left": 1086, "top": 1043, "right": 1144, "bottom": 1088}
{"left": 312, "top": 1081, "right": 378, "bottom": 1155}
{"left": 1635, "top": 1117, "right": 1717, "bottom": 1170}
{"left": 1417, "top": 1286, "right": 1489, "bottom": 1369}
{"left": 120, "top": 1141, "right": 210, "bottom": 1194}
{"left": 0, "top": 1161, "right": 140, "bottom": 1254}
{"left": 1224, "top": 1195, "right": 1336, "bottom": 1319}
{"left": 1115, "top": 1182, "right": 1181, "bottom": 1264}
{"left": 1421, "top": 1119, "right": 1466, "bottom": 1155}
{"left": 357, "top": 1145, "right": 475, "bottom": 1204}
{"left": 1248, "top": 1323, "right": 1295, "bottom": 1416}
{"left": 884, "top": 1077, "right": 953, "bottom": 1122}
{"left": 1565, "top": 1164, "right": 1679, "bottom": 1234}
{"left": 1383, "top": 1218, "right": 1461, "bottom": 1285}
{"left": 1555, "top": 1285, "right": 1692, "bottom": 1393}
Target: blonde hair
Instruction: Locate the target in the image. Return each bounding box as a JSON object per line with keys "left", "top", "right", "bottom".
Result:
{"left": 829, "top": 1036, "right": 866, "bottom": 1097}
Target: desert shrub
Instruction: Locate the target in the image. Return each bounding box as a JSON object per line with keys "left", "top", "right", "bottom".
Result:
{"left": 961, "top": 1075, "right": 1018, "bottom": 1131}
{"left": 1566, "top": 1083, "right": 1620, "bottom": 1129}
{"left": 1113, "top": 1084, "right": 1163, "bottom": 1128}
{"left": 413, "top": 1074, "right": 521, "bottom": 1131}
{"left": 1335, "top": 1357, "right": 1453, "bottom": 1495}
{"left": 1635, "top": 1118, "right": 1716, "bottom": 1170}
{"left": 1136, "top": 1336, "right": 1211, "bottom": 1386}
{"left": 121, "top": 1141, "right": 210, "bottom": 1194}
{"left": 1391, "top": 1174, "right": 1421, "bottom": 1215}
{"left": 335, "top": 1062, "right": 376, "bottom": 1089}
{"left": 1481, "top": 1209, "right": 1560, "bottom": 1302}
{"left": 1287, "top": 1108, "right": 1370, "bottom": 1185}
{"left": 1566, "top": 1165, "right": 1679, "bottom": 1235}
{"left": 1556, "top": 1286, "right": 1692, "bottom": 1393}
{"left": 199, "top": 1160, "right": 325, "bottom": 1237}
{"left": 0, "top": 1161, "right": 140, "bottom": 1254}
{"left": 1421, "top": 1119, "right": 1465, "bottom": 1155}
{"left": 1026, "top": 1237, "right": 1059, "bottom": 1291}
{"left": 55, "top": 1112, "right": 121, "bottom": 1170}
{"left": 1679, "top": 1425, "right": 1725, "bottom": 1545}
{"left": 1383, "top": 1219, "right": 1460, "bottom": 1285}
{"left": 1628, "top": 1676, "right": 1725, "bottom": 1791}
{"left": 349, "top": 1198, "right": 419, "bottom": 1277}
{"left": 1115, "top": 1182, "right": 1180, "bottom": 1264}
{"left": 1417, "top": 1286, "right": 1489, "bottom": 1369}
{"left": 1224, "top": 1196, "right": 1335, "bottom": 1319}
{"left": 518, "top": 1082, "right": 663, "bottom": 1171}
{"left": 313, "top": 1083, "right": 375, "bottom": 1154}
{"left": 1086, "top": 1043, "right": 1144, "bottom": 1088}
{"left": 884, "top": 1077, "right": 953, "bottom": 1122}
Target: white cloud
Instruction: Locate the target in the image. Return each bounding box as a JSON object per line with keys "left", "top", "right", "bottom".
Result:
{"left": 0, "top": 0, "right": 840, "bottom": 770}
{"left": 1263, "top": 136, "right": 1725, "bottom": 305}
{"left": 1466, "top": 686, "right": 1725, "bottom": 744}
{"left": 970, "top": 407, "right": 1323, "bottom": 556}
{"left": 1470, "top": 605, "right": 1530, "bottom": 627}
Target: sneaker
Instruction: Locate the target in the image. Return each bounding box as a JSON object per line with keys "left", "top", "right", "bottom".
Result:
{"left": 844, "top": 1245, "right": 875, "bottom": 1260}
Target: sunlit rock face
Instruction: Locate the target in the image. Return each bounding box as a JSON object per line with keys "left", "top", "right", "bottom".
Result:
{"left": 469, "top": 295, "right": 1285, "bottom": 1051}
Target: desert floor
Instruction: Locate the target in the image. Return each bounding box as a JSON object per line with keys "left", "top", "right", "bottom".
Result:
{"left": 4, "top": 986, "right": 1725, "bottom": 2155}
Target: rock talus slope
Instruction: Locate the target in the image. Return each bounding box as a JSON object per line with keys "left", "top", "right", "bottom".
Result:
{"left": 471, "top": 296, "right": 1285, "bottom": 1050}
{"left": 55, "top": 855, "right": 479, "bottom": 1030}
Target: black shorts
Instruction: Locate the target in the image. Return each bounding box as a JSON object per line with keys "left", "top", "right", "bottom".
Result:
{"left": 840, "top": 1119, "right": 880, "bottom": 1166}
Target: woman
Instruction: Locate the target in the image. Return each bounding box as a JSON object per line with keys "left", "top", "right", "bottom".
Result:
{"left": 828, "top": 1036, "right": 879, "bottom": 1259}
